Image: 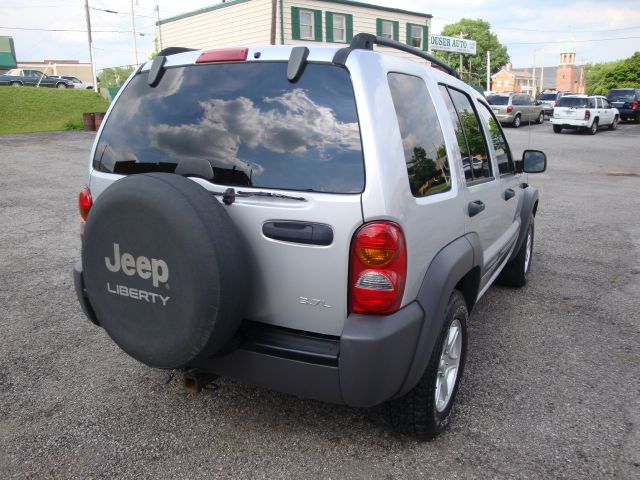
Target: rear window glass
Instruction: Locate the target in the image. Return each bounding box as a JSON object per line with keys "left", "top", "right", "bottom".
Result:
{"left": 537, "top": 93, "right": 557, "bottom": 101}
{"left": 557, "top": 97, "right": 589, "bottom": 108}
{"left": 486, "top": 95, "right": 509, "bottom": 106}
{"left": 607, "top": 89, "right": 635, "bottom": 101}
{"left": 94, "top": 62, "right": 364, "bottom": 194}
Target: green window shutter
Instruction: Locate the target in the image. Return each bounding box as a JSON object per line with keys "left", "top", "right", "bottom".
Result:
{"left": 376, "top": 18, "right": 383, "bottom": 36}
{"left": 345, "top": 14, "right": 353, "bottom": 42}
{"left": 326, "top": 12, "right": 334, "bottom": 43}
{"left": 423, "top": 25, "right": 429, "bottom": 51}
{"left": 393, "top": 21, "right": 399, "bottom": 41}
{"left": 314, "top": 10, "right": 322, "bottom": 41}
{"left": 406, "top": 23, "right": 412, "bottom": 45}
{"left": 291, "top": 7, "right": 300, "bottom": 40}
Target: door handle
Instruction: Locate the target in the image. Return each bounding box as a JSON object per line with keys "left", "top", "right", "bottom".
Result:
{"left": 504, "top": 188, "right": 516, "bottom": 201}
{"left": 468, "top": 200, "right": 485, "bottom": 217}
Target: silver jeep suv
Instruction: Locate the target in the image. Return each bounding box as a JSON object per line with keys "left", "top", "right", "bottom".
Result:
{"left": 73, "top": 34, "right": 546, "bottom": 439}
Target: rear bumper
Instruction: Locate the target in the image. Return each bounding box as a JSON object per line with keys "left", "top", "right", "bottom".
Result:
{"left": 496, "top": 113, "right": 516, "bottom": 123}
{"left": 616, "top": 108, "right": 639, "bottom": 118}
{"left": 550, "top": 118, "right": 589, "bottom": 129}
{"left": 73, "top": 261, "right": 426, "bottom": 407}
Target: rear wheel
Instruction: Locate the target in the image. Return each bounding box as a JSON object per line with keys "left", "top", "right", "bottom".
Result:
{"left": 513, "top": 114, "right": 521, "bottom": 128}
{"left": 387, "top": 290, "right": 468, "bottom": 440}
{"left": 553, "top": 125, "right": 562, "bottom": 134}
{"left": 56, "top": 83, "right": 67, "bottom": 89}
{"left": 588, "top": 119, "right": 598, "bottom": 135}
{"left": 10, "top": 82, "right": 22, "bottom": 87}
{"left": 608, "top": 116, "right": 618, "bottom": 130}
{"left": 537, "top": 111, "right": 544, "bottom": 124}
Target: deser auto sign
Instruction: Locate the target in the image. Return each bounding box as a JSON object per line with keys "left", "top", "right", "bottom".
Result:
{"left": 431, "top": 35, "right": 477, "bottom": 55}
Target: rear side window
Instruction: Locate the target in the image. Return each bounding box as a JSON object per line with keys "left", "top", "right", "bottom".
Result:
{"left": 441, "top": 86, "right": 493, "bottom": 183}
{"left": 94, "top": 62, "right": 364, "bottom": 194}
{"left": 387, "top": 73, "right": 451, "bottom": 198}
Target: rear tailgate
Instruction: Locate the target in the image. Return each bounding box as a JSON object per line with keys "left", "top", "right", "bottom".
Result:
{"left": 89, "top": 57, "right": 365, "bottom": 336}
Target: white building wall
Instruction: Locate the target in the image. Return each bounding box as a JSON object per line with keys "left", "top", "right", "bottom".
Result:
{"left": 159, "top": 0, "right": 273, "bottom": 50}
{"left": 159, "top": 0, "right": 432, "bottom": 63}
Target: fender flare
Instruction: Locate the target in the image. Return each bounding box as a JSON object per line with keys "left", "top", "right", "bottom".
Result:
{"left": 395, "top": 233, "right": 482, "bottom": 398}
{"left": 509, "top": 186, "right": 539, "bottom": 262}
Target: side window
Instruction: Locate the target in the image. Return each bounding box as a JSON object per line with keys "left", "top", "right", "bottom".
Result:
{"left": 603, "top": 98, "right": 611, "bottom": 109}
{"left": 477, "top": 102, "right": 514, "bottom": 175}
{"left": 444, "top": 87, "right": 493, "bottom": 182}
{"left": 588, "top": 98, "right": 596, "bottom": 108}
{"left": 388, "top": 73, "right": 451, "bottom": 197}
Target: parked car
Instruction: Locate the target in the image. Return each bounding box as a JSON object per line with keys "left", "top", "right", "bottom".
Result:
{"left": 0, "top": 68, "right": 73, "bottom": 88}
{"left": 73, "top": 35, "right": 546, "bottom": 440}
{"left": 551, "top": 95, "right": 619, "bottom": 134}
{"left": 536, "top": 91, "right": 560, "bottom": 116}
{"left": 486, "top": 92, "right": 545, "bottom": 127}
{"left": 49, "top": 75, "right": 93, "bottom": 90}
{"left": 606, "top": 88, "right": 640, "bottom": 123}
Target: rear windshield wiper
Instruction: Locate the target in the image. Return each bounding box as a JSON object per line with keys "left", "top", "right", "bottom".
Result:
{"left": 212, "top": 187, "right": 307, "bottom": 205}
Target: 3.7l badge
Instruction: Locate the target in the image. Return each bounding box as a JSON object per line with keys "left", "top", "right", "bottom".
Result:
{"left": 299, "top": 297, "right": 332, "bottom": 308}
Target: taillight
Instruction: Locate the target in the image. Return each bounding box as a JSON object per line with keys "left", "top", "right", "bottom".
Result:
{"left": 78, "top": 186, "right": 92, "bottom": 221}
{"left": 196, "top": 48, "right": 248, "bottom": 64}
{"left": 350, "top": 222, "right": 407, "bottom": 315}
{"left": 584, "top": 109, "right": 591, "bottom": 120}
{"left": 506, "top": 106, "right": 513, "bottom": 113}
{"left": 78, "top": 186, "right": 92, "bottom": 239}
{"left": 632, "top": 100, "right": 638, "bottom": 110}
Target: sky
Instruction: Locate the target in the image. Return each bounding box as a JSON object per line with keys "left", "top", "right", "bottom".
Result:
{"left": 2, "top": 0, "right": 639, "bottom": 72}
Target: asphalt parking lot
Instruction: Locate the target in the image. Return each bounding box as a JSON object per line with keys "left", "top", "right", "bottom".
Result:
{"left": 1, "top": 121, "right": 639, "bottom": 479}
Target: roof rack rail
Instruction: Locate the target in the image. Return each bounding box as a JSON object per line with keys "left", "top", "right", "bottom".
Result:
{"left": 157, "top": 47, "right": 197, "bottom": 57}
{"left": 333, "top": 33, "right": 459, "bottom": 79}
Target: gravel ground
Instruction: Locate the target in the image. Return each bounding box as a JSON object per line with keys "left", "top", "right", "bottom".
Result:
{"left": 0, "top": 123, "right": 639, "bottom": 479}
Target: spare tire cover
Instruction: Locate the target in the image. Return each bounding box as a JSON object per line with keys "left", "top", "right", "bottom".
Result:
{"left": 82, "top": 173, "right": 248, "bottom": 368}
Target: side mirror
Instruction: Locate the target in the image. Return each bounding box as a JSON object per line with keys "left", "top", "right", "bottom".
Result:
{"left": 522, "top": 150, "right": 546, "bottom": 173}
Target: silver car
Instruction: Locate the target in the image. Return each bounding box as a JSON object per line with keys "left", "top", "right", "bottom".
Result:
{"left": 73, "top": 35, "right": 546, "bottom": 440}
{"left": 486, "top": 93, "right": 545, "bottom": 127}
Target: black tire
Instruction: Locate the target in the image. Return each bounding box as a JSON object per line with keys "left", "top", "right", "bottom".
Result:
{"left": 553, "top": 125, "right": 562, "bottom": 134}
{"left": 498, "top": 220, "right": 534, "bottom": 288}
{"left": 536, "top": 111, "right": 544, "bottom": 124}
{"left": 588, "top": 119, "right": 598, "bottom": 135}
{"left": 56, "top": 83, "right": 67, "bottom": 89}
{"left": 513, "top": 114, "right": 521, "bottom": 128}
{"left": 608, "top": 115, "right": 618, "bottom": 130}
{"left": 387, "top": 290, "right": 468, "bottom": 440}
{"left": 82, "top": 173, "right": 249, "bottom": 369}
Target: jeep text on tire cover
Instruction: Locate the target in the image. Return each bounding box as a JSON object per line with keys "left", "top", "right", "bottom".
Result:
{"left": 73, "top": 34, "right": 546, "bottom": 440}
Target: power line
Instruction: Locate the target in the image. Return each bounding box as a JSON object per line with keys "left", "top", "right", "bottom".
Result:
{"left": 0, "top": 25, "right": 149, "bottom": 35}
{"left": 0, "top": 25, "right": 130, "bottom": 33}
{"left": 432, "top": 16, "right": 640, "bottom": 34}
{"left": 505, "top": 36, "right": 640, "bottom": 46}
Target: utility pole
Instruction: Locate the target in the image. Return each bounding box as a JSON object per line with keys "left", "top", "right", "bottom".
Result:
{"left": 130, "top": 0, "right": 139, "bottom": 66}
{"left": 540, "top": 49, "right": 545, "bottom": 92}
{"left": 84, "top": 0, "right": 98, "bottom": 92}
{"left": 155, "top": 5, "right": 163, "bottom": 51}
{"left": 532, "top": 48, "right": 537, "bottom": 96}
{"left": 458, "top": 32, "right": 464, "bottom": 77}
{"left": 486, "top": 50, "right": 491, "bottom": 92}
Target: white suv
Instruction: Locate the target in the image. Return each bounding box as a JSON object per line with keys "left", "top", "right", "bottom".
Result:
{"left": 551, "top": 95, "right": 619, "bottom": 134}
{"left": 73, "top": 34, "right": 546, "bottom": 439}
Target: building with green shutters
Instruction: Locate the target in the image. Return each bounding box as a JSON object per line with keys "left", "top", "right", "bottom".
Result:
{"left": 157, "top": 0, "right": 432, "bottom": 60}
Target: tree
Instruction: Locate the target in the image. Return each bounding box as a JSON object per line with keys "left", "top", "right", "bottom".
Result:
{"left": 433, "top": 18, "right": 509, "bottom": 89}
{"left": 97, "top": 66, "right": 135, "bottom": 87}
{"left": 585, "top": 52, "right": 640, "bottom": 95}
